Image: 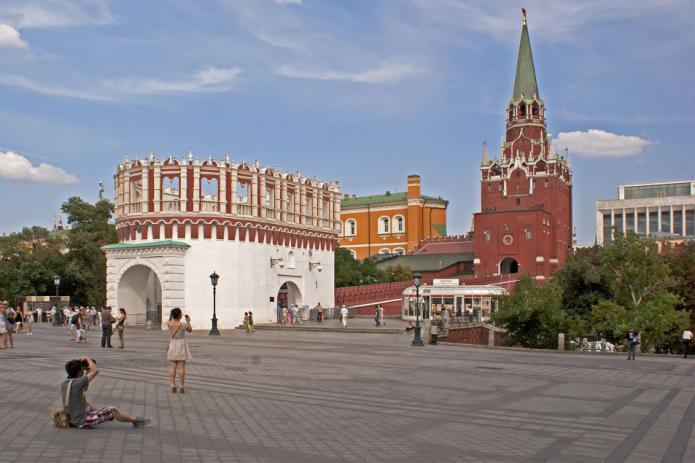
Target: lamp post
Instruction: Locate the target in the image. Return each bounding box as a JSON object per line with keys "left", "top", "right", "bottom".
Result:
{"left": 209, "top": 271, "right": 220, "bottom": 336}
{"left": 412, "top": 271, "right": 424, "bottom": 347}
{"left": 52, "top": 274, "right": 62, "bottom": 326}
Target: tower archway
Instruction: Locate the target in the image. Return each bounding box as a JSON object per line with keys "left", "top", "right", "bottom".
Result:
{"left": 276, "top": 281, "right": 302, "bottom": 322}
{"left": 500, "top": 257, "right": 519, "bottom": 275}
{"left": 117, "top": 264, "right": 162, "bottom": 326}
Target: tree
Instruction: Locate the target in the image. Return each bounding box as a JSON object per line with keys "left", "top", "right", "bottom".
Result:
{"left": 554, "top": 246, "right": 611, "bottom": 319}
{"left": 60, "top": 197, "right": 117, "bottom": 306}
{"left": 492, "top": 276, "right": 575, "bottom": 348}
{"left": 593, "top": 233, "right": 687, "bottom": 351}
{"left": 381, "top": 264, "right": 412, "bottom": 283}
{"left": 334, "top": 248, "right": 412, "bottom": 287}
{"left": 664, "top": 241, "right": 695, "bottom": 327}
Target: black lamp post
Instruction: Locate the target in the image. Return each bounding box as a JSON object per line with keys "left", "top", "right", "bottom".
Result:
{"left": 412, "top": 271, "right": 424, "bottom": 347}
{"left": 209, "top": 271, "right": 220, "bottom": 336}
{"left": 52, "top": 274, "right": 62, "bottom": 326}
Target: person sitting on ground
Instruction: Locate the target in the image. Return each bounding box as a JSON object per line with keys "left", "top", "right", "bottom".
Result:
{"left": 405, "top": 320, "right": 416, "bottom": 334}
{"left": 61, "top": 357, "right": 151, "bottom": 429}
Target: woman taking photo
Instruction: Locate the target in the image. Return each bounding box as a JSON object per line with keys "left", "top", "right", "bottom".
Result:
{"left": 116, "top": 308, "right": 127, "bottom": 349}
{"left": 166, "top": 308, "right": 192, "bottom": 393}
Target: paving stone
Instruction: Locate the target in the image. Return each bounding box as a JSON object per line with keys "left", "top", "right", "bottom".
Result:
{"left": 0, "top": 324, "right": 694, "bottom": 462}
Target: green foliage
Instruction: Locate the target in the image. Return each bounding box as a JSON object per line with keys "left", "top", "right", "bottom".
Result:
{"left": 334, "top": 248, "right": 411, "bottom": 287}
{"left": 60, "top": 197, "right": 118, "bottom": 306}
{"left": 0, "top": 197, "right": 117, "bottom": 307}
{"left": 494, "top": 233, "right": 689, "bottom": 351}
{"left": 492, "top": 276, "right": 576, "bottom": 348}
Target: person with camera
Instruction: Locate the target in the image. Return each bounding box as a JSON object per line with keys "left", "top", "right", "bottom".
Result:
{"left": 167, "top": 308, "right": 192, "bottom": 393}
{"left": 61, "top": 357, "right": 151, "bottom": 429}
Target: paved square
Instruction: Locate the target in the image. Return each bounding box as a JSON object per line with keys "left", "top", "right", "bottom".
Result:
{"left": 1, "top": 324, "right": 694, "bottom": 462}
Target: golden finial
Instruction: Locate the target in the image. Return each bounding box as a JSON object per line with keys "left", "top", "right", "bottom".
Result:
{"left": 521, "top": 8, "right": 527, "bottom": 26}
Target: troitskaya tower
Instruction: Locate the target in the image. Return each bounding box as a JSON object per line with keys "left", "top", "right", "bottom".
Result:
{"left": 473, "top": 9, "right": 573, "bottom": 280}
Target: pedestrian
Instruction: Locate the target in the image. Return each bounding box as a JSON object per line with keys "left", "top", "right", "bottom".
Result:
{"left": 25, "top": 309, "right": 34, "bottom": 335}
{"left": 91, "top": 307, "right": 97, "bottom": 327}
{"left": 291, "top": 304, "right": 302, "bottom": 325}
{"left": 37, "top": 307, "right": 43, "bottom": 324}
{"left": 50, "top": 306, "right": 56, "bottom": 324}
{"left": 0, "top": 305, "right": 8, "bottom": 349}
{"left": 59, "top": 357, "right": 151, "bottom": 429}
{"left": 101, "top": 307, "right": 115, "bottom": 348}
{"left": 243, "top": 312, "right": 250, "bottom": 333}
{"left": 625, "top": 326, "right": 639, "bottom": 360}
{"left": 315, "top": 303, "right": 323, "bottom": 322}
{"left": 15, "top": 308, "right": 24, "bottom": 334}
{"left": 340, "top": 305, "right": 348, "bottom": 328}
{"left": 287, "top": 305, "right": 294, "bottom": 325}
{"left": 68, "top": 309, "right": 80, "bottom": 342}
{"left": 116, "top": 308, "right": 127, "bottom": 349}
{"left": 248, "top": 311, "right": 255, "bottom": 333}
{"left": 63, "top": 306, "right": 70, "bottom": 326}
{"left": 683, "top": 328, "right": 693, "bottom": 359}
{"left": 167, "top": 308, "right": 192, "bottom": 393}
{"left": 281, "top": 306, "right": 288, "bottom": 325}
{"left": 5, "top": 307, "right": 17, "bottom": 348}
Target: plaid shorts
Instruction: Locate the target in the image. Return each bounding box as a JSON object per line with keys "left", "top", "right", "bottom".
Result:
{"left": 80, "top": 407, "right": 116, "bottom": 429}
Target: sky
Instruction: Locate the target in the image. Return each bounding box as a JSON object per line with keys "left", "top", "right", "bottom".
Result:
{"left": 0, "top": 0, "right": 693, "bottom": 245}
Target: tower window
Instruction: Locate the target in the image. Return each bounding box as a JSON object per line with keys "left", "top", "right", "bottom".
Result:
{"left": 379, "top": 216, "right": 390, "bottom": 234}
{"left": 544, "top": 179, "right": 549, "bottom": 189}
{"left": 345, "top": 219, "right": 357, "bottom": 237}
{"left": 498, "top": 184, "right": 503, "bottom": 192}
{"left": 525, "top": 228, "right": 533, "bottom": 240}
{"left": 484, "top": 230, "right": 492, "bottom": 241}
{"left": 487, "top": 184, "right": 492, "bottom": 193}
{"left": 516, "top": 198, "right": 521, "bottom": 206}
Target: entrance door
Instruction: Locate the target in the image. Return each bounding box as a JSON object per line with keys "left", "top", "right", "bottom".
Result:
{"left": 117, "top": 265, "right": 162, "bottom": 326}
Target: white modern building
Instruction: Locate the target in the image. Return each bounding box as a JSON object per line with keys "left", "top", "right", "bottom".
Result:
{"left": 104, "top": 154, "right": 341, "bottom": 330}
{"left": 596, "top": 180, "right": 695, "bottom": 245}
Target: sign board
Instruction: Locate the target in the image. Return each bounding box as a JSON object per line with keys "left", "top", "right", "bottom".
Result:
{"left": 433, "top": 278, "right": 460, "bottom": 286}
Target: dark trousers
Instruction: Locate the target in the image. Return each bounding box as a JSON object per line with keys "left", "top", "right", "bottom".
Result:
{"left": 627, "top": 342, "right": 637, "bottom": 360}
{"left": 101, "top": 326, "right": 113, "bottom": 348}
{"left": 684, "top": 340, "right": 691, "bottom": 358}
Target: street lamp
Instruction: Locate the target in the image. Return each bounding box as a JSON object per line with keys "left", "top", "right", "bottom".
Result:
{"left": 209, "top": 270, "right": 220, "bottom": 336}
{"left": 412, "top": 271, "right": 424, "bottom": 347}
{"left": 209, "top": 271, "right": 220, "bottom": 336}
{"left": 52, "top": 274, "right": 62, "bottom": 326}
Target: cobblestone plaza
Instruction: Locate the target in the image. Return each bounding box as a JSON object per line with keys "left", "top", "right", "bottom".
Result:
{"left": 1, "top": 324, "right": 694, "bottom": 462}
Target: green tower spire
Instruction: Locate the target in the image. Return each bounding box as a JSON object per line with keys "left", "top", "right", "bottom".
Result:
{"left": 511, "top": 9, "right": 541, "bottom": 104}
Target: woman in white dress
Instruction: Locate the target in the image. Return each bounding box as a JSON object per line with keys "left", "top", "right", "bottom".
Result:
{"left": 166, "top": 308, "right": 192, "bottom": 393}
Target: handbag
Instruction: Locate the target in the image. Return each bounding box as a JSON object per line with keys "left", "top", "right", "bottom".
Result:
{"left": 51, "top": 379, "right": 73, "bottom": 428}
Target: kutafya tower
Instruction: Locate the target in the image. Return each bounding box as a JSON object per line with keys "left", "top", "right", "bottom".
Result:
{"left": 473, "top": 9, "right": 573, "bottom": 280}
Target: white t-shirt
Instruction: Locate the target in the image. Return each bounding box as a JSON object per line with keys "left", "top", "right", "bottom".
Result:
{"left": 340, "top": 307, "right": 348, "bottom": 316}
{"left": 684, "top": 330, "right": 694, "bottom": 340}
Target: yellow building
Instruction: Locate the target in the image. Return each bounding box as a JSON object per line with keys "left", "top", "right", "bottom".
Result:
{"left": 339, "top": 175, "right": 448, "bottom": 259}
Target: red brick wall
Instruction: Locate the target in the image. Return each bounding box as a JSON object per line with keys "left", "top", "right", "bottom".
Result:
{"left": 334, "top": 281, "right": 410, "bottom": 317}
{"left": 446, "top": 325, "right": 507, "bottom": 346}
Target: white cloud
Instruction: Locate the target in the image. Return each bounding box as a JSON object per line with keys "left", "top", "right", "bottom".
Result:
{"left": 0, "top": 0, "right": 113, "bottom": 29}
{"left": 274, "top": 0, "right": 303, "bottom": 5}
{"left": 0, "top": 23, "right": 27, "bottom": 48}
{"left": 554, "top": 129, "right": 652, "bottom": 157}
{"left": 109, "top": 66, "right": 242, "bottom": 95}
{"left": 275, "top": 63, "right": 420, "bottom": 83}
{"left": 0, "top": 151, "right": 78, "bottom": 185}
{"left": 0, "top": 66, "right": 242, "bottom": 101}
{"left": 0, "top": 74, "right": 112, "bottom": 101}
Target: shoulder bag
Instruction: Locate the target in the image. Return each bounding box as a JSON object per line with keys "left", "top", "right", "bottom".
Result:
{"left": 51, "top": 380, "right": 74, "bottom": 428}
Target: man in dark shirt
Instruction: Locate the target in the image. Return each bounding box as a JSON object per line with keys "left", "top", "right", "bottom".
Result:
{"left": 101, "top": 307, "right": 115, "bottom": 348}
{"left": 625, "top": 327, "right": 640, "bottom": 360}
{"left": 61, "top": 357, "right": 151, "bottom": 429}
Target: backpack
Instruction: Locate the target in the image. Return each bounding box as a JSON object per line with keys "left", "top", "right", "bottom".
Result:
{"left": 71, "top": 314, "right": 79, "bottom": 325}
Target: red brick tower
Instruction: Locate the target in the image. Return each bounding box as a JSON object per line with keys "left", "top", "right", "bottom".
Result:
{"left": 473, "top": 10, "right": 572, "bottom": 281}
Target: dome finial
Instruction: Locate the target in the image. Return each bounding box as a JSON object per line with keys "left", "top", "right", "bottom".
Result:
{"left": 521, "top": 8, "right": 527, "bottom": 26}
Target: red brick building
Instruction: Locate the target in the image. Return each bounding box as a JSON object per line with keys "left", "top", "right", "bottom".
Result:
{"left": 473, "top": 11, "right": 573, "bottom": 281}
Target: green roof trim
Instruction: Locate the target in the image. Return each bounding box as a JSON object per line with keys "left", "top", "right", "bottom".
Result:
{"left": 102, "top": 240, "right": 191, "bottom": 251}
{"left": 341, "top": 192, "right": 448, "bottom": 208}
{"left": 433, "top": 224, "right": 447, "bottom": 236}
{"left": 511, "top": 22, "right": 540, "bottom": 103}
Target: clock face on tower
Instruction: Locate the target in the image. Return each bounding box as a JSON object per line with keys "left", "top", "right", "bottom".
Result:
{"left": 503, "top": 234, "right": 514, "bottom": 246}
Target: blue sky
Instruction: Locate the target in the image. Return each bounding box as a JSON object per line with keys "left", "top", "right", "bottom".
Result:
{"left": 0, "top": 0, "right": 693, "bottom": 245}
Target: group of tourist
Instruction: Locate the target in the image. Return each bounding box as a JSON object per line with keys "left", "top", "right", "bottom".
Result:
{"left": 0, "top": 304, "right": 41, "bottom": 349}
{"left": 242, "top": 311, "right": 255, "bottom": 333}
{"left": 280, "top": 304, "right": 303, "bottom": 325}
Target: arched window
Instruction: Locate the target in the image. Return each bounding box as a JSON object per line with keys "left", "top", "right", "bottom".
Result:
{"left": 525, "top": 228, "right": 533, "bottom": 240}
{"left": 500, "top": 257, "right": 519, "bottom": 274}
{"left": 484, "top": 230, "right": 492, "bottom": 241}
{"left": 393, "top": 248, "right": 405, "bottom": 256}
{"left": 287, "top": 250, "right": 296, "bottom": 269}
{"left": 378, "top": 248, "right": 391, "bottom": 255}
{"left": 519, "top": 102, "right": 526, "bottom": 117}
{"left": 393, "top": 215, "right": 405, "bottom": 234}
{"left": 378, "top": 216, "right": 390, "bottom": 234}
{"left": 349, "top": 250, "right": 357, "bottom": 259}
{"left": 345, "top": 219, "right": 357, "bottom": 237}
